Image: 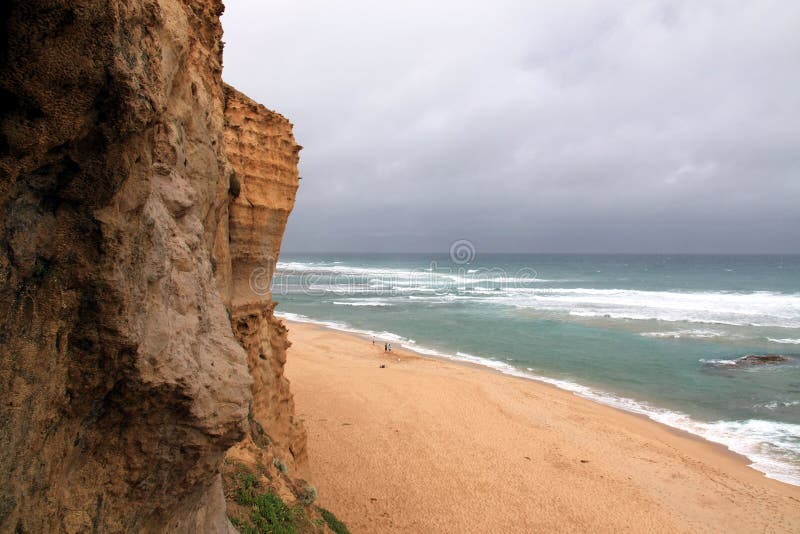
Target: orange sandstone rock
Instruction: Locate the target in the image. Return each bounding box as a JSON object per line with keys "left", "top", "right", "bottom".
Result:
{"left": 221, "top": 85, "right": 308, "bottom": 493}
{"left": 0, "top": 1, "right": 303, "bottom": 532}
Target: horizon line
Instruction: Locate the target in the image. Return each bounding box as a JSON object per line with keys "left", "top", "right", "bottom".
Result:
{"left": 280, "top": 250, "right": 800, "bottom": 256}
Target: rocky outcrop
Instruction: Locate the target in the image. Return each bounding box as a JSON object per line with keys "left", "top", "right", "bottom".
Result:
{"left": 701, "top": 354, "right": 795, "bottom": 370}
{"left": 734, "top": 354, "right": 793, "bottom": 366}
{"left": 0, "top": 1, "right": 304, "bottom": 531}
{"left": 221, "top": 86, "right": 309, "bottom": 510}
{"left": 224, "top": 85, "right": 301, "bottom": 309}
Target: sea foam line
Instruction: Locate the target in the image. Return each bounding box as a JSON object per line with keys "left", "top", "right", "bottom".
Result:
{"left": 768, "top": 338, "right": 800, "bottom": 344}
{"left": 641, "top": 329, "right": 722, "bottom": 339}
{"left": 495, "top": 288, "right": 800, "bottom": 328}
{"left": 275, "top": 264, "right": 800, "bottom": 328}
{"left": 275, "top": 261, "right": 563, "bottom": 284}
{"left": 332, "top": 299, "right": 393, "bottom": 307}
{"left": 275, "top": 310, "right": 800, "bottom": 486}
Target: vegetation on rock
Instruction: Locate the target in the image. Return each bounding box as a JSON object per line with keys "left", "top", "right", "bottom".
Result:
{"left": 225, "top": 464, "right": 348, "bottom": 534}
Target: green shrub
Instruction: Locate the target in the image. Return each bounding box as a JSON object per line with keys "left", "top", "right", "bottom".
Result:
{"left": 319, "top": 508, "right": 350, "bottom": 534}
{"left": 251, "top": 492, "right": 295, "bottom": 533}
{"left": 297, "top": 483, "right": 316, "bottom": 506}
{"left": 273, "top": 458, "right": 287, "bottom": 475}
{"left": 239, "top": 472, "right": 259, "bottom": 491}
{"left": 232, "top": 489, "right": 310, "bottom": 534}
{"left": 227, "top": 464, "right": 348, "bottom": 534}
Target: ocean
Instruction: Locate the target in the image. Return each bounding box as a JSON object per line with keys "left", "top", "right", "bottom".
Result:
{"left": 268, "top": 252, "right": 800, "bottom": 485}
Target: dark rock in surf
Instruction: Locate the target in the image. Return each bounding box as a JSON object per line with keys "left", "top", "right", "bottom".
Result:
{"left": 701, "top": 354, "right": 794, "bottom": 369}
{"left": 736, "top": 354, "right": 792, "bottom": 366}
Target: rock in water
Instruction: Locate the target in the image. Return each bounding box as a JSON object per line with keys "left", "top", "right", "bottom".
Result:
{"left": 735, "top": 354, "right": 792, "bottom": 366}
{"left": 701, "top": 354, "right": 794, "bottom": 369}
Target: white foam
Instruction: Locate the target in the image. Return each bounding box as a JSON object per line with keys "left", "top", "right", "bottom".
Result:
{"left": 768, "top": 338, "right": 800, "bottom": 344}
{"left": 275, "top": 261, "right": 563, "bottom": 289}
{"left": 275, "top": 311, "right": 408, "bottom": 343}
{"left": 274, "top": 311, "right": 351, "bottom": 332}
{"left": 332, "top": 299, "right": 393, "bottom": 307}
{"left": 754, "top": 401, "right": 800, "bottom": 410}
{"left": 492, "top": 288, "right": 800, "bottom": 328}
{"left": 276, "top": 310, "right": 800, "bottom": 486}
{"left": 277, "top": 261, "right": 414, "bottom": 277}
{"left": 442, "top": 275, "right": 557, "bottom": 284}
{"left": 641, "top": 329, "right": 722, "bottom": 339}
{"left": 699, "top": 358, "right": 738, "bottom": 366}
{"left": 282, "top": 263, "right": 800, "bottom": 328}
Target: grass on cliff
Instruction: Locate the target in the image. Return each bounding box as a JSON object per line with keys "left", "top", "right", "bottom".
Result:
{"left": 319, "top": 508, "right": 350, "bottom": 534}
{"left": 231, "top": 491, "right": 301, "bottom": 534}
{"left": 226, "top": 465, "right": 350, "bottom": 534}
{"left": 230, "top": 471, "right": 302, "bottom": 534}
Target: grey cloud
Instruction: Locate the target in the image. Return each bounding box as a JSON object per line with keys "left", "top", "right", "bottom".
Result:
{"left": 222, "top": 1, "right": 800, "bottom": 253}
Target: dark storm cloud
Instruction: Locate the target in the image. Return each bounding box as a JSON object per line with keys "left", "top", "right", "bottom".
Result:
{"left": 221, "top": 1, "right": 800, "bottom": 253}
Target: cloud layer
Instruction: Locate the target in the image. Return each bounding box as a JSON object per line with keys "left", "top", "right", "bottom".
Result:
{"left": 222, "top": 1, "right": 800, "bottom": 253}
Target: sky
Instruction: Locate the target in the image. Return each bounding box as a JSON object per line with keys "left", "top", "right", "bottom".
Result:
{"left": 221, "top": 1, "right": 800, "bottom": 254}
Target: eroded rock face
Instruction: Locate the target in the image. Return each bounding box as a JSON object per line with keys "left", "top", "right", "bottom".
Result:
{"left": 0, "top": 1, "right": 268, "bottom": 531}
{"left": 222, "top": 87, "right": 307, "bottom": 478}
{"left": 224, "top": 84, "right": 301, "bottom": 308}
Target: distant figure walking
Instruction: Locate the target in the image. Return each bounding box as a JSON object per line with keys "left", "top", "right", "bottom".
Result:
{"left": 372, "top": 336, "right": 375, "bottom": 345}
{"left": 384, "top": 343, "right": 388, "bottom": 352}
{"left": 388, "top": 343, "right": 393, "bottom": 353}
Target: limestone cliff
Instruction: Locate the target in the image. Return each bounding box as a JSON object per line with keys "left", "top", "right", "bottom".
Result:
{"left": 0, "top": 1, "right": 306, "bottom": 532}
{"left": 222, "top": 85, "right": 306, "bottom": 475}
{"left": 219, "top": 86, "right": 310, "bottom": 506}
{"left": 224, "top": 85, "right": 301, "bottom": 309}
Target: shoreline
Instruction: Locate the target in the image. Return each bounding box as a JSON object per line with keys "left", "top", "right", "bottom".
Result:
{"left": 283, "top": 318, "right": 800, "bottom": 533}
{"left": 314, "top": 324, "right": 752, "bottom": 464}
{"left": 288, "top": 319, "right": 759, "bottom": 477}
{"left": 277, "top": 312, "right": 799, "bottom": 487}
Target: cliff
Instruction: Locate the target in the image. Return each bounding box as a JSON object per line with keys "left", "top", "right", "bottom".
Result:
{"left": 0, "top": 1, "right": 309, "bottom": 532}
{"left": 221, "top": 86, "right": 312, "bottom": 520}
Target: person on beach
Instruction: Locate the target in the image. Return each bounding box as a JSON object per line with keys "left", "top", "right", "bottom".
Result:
{"left": 384, "top": 343, "right": 388, "bottom": 352}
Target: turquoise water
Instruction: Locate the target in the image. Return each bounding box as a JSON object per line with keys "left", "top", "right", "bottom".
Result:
{"left": 270, "top": 253, "right": 800, "bottom": 485}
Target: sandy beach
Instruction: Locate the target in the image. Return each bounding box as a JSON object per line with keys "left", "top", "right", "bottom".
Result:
{"left": 283, "top": 320, "right": 800, "bottom": 533}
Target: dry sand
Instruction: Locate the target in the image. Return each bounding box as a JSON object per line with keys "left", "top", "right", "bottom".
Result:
{"left": 283, "top": 321, "right": 800, "bottom": 533}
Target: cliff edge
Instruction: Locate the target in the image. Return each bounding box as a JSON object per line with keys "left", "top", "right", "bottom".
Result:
{"left": 221, "top": 86, "right": 314, "bottom": 524}
{"left": 0, "top": 1, "right": 309, "bottom": 531}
